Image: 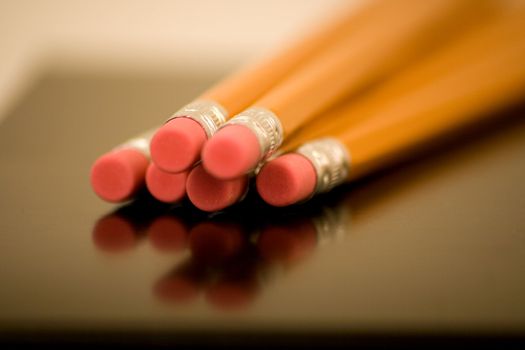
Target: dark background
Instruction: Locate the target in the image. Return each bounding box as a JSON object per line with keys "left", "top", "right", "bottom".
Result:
{"left": 0, "top": 67, "right": 524, "bottom": 348}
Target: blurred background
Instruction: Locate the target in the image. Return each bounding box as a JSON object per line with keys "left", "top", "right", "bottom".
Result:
{"left": 0, "top": 0, "right": 347, "bottom": 123}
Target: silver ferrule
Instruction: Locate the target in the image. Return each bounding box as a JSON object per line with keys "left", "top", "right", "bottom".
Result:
{"left": 166, "top": 100, "right": 228, "bottom": 138}
{"left": 296, "top": 138, "right": 350, "bottom": 195}
{"left": 226, "top": 107, "right": 283, "bottom": 161}
{"left": 115, "top": 128, "right": 156, "bottom": 158}
{"left": 251, "top": 148, "right": 284, "bottom": 177}
{"left": 312, "top": 204, "right": 352, "bottom": 247}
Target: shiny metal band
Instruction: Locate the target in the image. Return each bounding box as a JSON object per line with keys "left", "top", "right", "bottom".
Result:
{"left": 226, "top": 107, "right": 283, "bottom": 160}
{"left": 116, "top": 128, "right": 156, "bottom": 158}
{"left": 166, "top": 100, "right": 228, "bottom": 138}
{"left": 296, "top": 138, "right": 350, "bottom": 195}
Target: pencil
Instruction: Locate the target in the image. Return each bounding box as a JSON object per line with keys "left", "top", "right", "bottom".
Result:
{"left": 145, "top": 163, "right": 189, "bottom": 203}
{"left": 92, "top": 3, "right": 365, "bottom": 202}
{"left": 185, "top": 164, "right": 249, "bottom": 212}
{"left": 148, "top": 3, "right": 367, "bottom": 173}
{"left": 256, "top": 7, "right": 525, "bottom": 206}
{"left": 90, "top": 129, "right": 154, "bottom": 202}
{"left": 202, "top": 0, "right": 493, "bottom": 180}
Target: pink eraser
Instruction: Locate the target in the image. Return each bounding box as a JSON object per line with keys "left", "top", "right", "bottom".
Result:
{"left": 201, "top": 124, "right": 261, "bottom": 180}
{"left": 148, "top": 215, "right": 189, "bottom": 253}
{"left": 92, "top": 214, "right": 138, "bottom": 252}
{"left": 150, "top": 118, "right": 207, "bottom": 173}
{"left": 256, "top": 153, "right": 317, "bottom": 207}
{"left": 186, "top": 164, "right": 248, "bottom": 212}
{"left": 258, "top": 220, "right": 317, "bottom": 265}
{"left": 90, "top": 148, "right": 149, "bottom": 203}
{"left": 189, "top": 222, "right": 244, "bottom": 264}
{"left": 145, "top": 163, "right": 188, "bottom": 203}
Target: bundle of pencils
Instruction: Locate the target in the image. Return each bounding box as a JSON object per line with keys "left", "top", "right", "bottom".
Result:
{"left": 90, "top": 0, "right": 525, "bottom": 212}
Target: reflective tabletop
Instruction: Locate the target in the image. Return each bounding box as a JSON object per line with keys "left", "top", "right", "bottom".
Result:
{"left": 0, "top": 68, "right": 524, "bottom": 347}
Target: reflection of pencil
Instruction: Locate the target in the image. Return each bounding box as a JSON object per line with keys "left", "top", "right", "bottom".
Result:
{"left": 154, "top": 259, "right": 208, "bottom": 304}
{"left": 149, "top": 4, "right": 364, "bottom": 174}
{"left": 147, "top": 214, "right": 190, "bottom": 253}
{"left": 257, "top": 8, "right": 525, "bottom": 206}
{"left": 258, "top": 219, "right": 318, "bottom": 266}
{"left": 202, "top": 0, "right": 489, "bottom": 180}
{"left": 92, "top": 199, "right": 165, "bottom": 251}
{"left": 189, "top": 221, "right": 246, "bottom": 264}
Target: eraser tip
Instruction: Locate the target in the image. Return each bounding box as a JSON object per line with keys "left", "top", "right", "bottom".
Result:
{"left": 202, "top": 125, "right": 260, "bottom": 180}
{"left": 256, "top": 153, "right": 316, "bottom": 207}
{"left": 150, "top": 118, "right": 207, "bottom": 173}
{"left": 90, "top": 148, "right": 148, "bottom": 202}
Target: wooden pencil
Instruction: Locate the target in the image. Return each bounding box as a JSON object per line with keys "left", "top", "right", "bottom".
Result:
{"left": 149, "top": 2, "right": 368, "bottom": 173}
{"left": 256, "top": 7, "right": 525, "bottom": 206}
{"left": 92, "top": 2, "right": 367, "bottom": 202}
{"left": 201, "top": 0, "right": 495, "bottom": 180}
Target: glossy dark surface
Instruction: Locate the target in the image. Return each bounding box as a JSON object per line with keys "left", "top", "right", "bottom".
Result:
{"left": 0, "top": 69, "right": 524, "bottom": 345}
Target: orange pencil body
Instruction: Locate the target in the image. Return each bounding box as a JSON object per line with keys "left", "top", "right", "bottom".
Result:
{"left": 257, "top": 7, "right": 525, "bottom": 206}
{"left": 204, "top": 0, "right": 495, "bottom": 180}
{"left": 256, "top": 0, "right": 487, "bottom": 134}
{"left": 150, "top": 3, "right": 368, "bottom": 173}
{"left": 338, "top": 9, "right": 525, "bottom": 181}
{"left": 200, "top": 2, "right": 367, "bottom": 116}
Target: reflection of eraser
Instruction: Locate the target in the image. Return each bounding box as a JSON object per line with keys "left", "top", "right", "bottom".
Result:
{"left": 90, "top": 148, "right": 149, "bottom": 202}
{"left": 145, "top": 163, "right": 188, "bottom": 203}
{"left": 186, "top": 164, "right": 248, "bottom": 212}
{"left": 201, "top": 125, "right": 261, "bottom": 180}
{"left": 189, "top": 222, "right": 244, "bottom": 264}
{"left": 92, "top": 214, "right": 138, "bottom": 252}
{"left": 256, "top": 153, "right": 316, "bottom": 206}
{"left": 258, "top": 220, "right": 317, "bottom": 265}
{"left": 150, "top": 118, "right": 207, "bottom": 173}
{"left": 148, "top": 215, "right": 189, "bottom": 253}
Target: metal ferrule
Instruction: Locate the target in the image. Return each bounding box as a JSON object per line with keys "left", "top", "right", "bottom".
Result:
{"left": 166, "top": 100, "right": 228, "bottom": 138}
{"left": 296, "top": 138, "right": 351, "bottom": 195}
{"left": 225, "top": 107, "right": 283, "bottom": 161}
{"left": 251, "top": 148, "right": 283, "bottom": 177}
{"left": 116, "top": 128, "right": 156, "bottom": 158}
